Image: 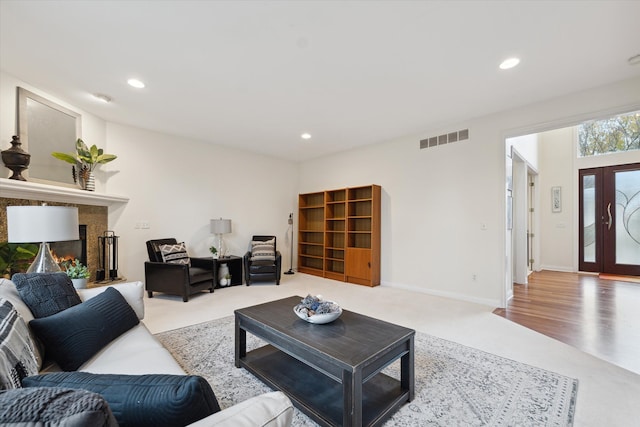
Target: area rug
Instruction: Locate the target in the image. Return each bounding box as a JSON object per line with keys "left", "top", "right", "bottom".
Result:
{"left": 156, "top": 316, "right": 578, "bottom": 426}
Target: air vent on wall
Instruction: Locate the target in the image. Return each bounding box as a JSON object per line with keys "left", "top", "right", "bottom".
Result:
{"left": 419, "top": 128, "right": 469, "bottom": 149}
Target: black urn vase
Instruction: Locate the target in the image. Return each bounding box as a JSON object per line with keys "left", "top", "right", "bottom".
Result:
{"left": 1, "top": 135, "right": 31, "bottom": 181}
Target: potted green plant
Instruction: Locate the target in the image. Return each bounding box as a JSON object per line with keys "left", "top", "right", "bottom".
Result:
{"left": 0, "top": 242, "right": 38, "bottom": 278}
{"left": 209, "top": 245, "right": 218, "bottom": 260}
{"left": 51, "top": 138, "right": 117, "bottom": 191}
{"left": 63, "top": 260, "right": 91, "bottom": 289}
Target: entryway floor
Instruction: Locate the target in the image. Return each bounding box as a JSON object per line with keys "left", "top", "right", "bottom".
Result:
{"left": 494, "top": 270, "right": 640, "bottom": 374}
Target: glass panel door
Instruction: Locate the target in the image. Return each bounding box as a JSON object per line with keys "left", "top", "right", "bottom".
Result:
{"left": 603, "top": 164, "right": 640, "bottom": 275}
{"left": 579, "top": 169, "right": 601, "bottom": 272}
{"left": 581, "top": 163, "right": 640, "bottom": 275}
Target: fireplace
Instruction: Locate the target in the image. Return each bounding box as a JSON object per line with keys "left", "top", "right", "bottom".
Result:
{"left": 1, "top": 196, "right": 112, "bottom": 282}
{"left": 50, "top": 225, "right": 87, "bottom": 267}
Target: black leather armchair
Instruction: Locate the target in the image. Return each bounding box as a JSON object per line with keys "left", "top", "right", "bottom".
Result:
{"left": 243, "top": 235, "right": 282, "bottom": 286}
{"left": 145, "top": 238, "right": 215, "bottom": 302}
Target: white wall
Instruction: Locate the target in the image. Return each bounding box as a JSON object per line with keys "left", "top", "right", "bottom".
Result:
{"left": 107, "top": 123, "right": 297, "bottom": 280}
{"left": 538, "top": 127, "right": 576, "bottom": 271}
{"left": 298, "top": 123, "right": 505, "bottom": 306}
{"left": 507, "top": 133, "right": 539, "bottom": 170}
{"left": 299, "top": 76, "right": 640, "bottom": 307}
{"left": 105, "top": 123, "right": 299, "bottom": 282}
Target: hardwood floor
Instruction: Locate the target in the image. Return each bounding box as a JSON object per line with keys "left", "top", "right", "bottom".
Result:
{"left": 493, "top": 270, "right": 640, "bottom": 374}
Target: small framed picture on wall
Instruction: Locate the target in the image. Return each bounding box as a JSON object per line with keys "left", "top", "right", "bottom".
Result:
{"left": 551, "top": 186, "right": 562, "bottom": 213}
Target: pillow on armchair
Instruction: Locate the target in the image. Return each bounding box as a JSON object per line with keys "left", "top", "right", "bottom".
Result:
{"left": 250, "top": 239, "right": 276, "bottom": 261}
{"left": 159, "top": 242, "right": 191, "bottom": 266}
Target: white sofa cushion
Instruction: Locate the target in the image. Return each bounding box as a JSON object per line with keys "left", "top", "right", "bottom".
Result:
{"left": 78, "top": 281, "right": 145, "bottom": 320}
{"left": 187, "top": 391, "right": 293, "bottom": 427}
{"left": 40, "top": 281, "right": 182, "bottom": 376}
{"left": 77, "top": 323, "right": 185, "bottom": 375}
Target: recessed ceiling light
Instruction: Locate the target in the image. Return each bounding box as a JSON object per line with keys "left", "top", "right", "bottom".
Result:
{"left": 628, "top": 54, "right": 640, "bottom": 66}
{"left": 92, "top": 93, "right": 112, "bottom": 103}
{"left": 301, "top": 133, "right": 312, "bottom": 140}
{"left": 127, "top": 78, "right": 145, "bottom": 88}
{"left": 499, "top": 57, "right": 520, "bottom": 70}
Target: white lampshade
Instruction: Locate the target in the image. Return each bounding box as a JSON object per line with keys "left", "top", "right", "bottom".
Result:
{"left": 7, "top": 206, "right": 79, "bottom": 243}
{"left": 210, "top": 218, "right": 232, "bottom": 235}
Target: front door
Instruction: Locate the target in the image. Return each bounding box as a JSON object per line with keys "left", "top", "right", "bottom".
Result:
{"left": 579, "top": 162, "right": 640, "bottom": 275}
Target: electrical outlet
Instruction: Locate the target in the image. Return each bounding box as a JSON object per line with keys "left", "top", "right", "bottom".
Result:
{"left": 472, "top": 274, "right": 477, "bottom": 281}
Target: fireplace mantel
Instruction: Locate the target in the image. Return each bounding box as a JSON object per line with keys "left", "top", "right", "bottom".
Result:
{"left": 0, "top": 178, "right": 128, "bottom": 207}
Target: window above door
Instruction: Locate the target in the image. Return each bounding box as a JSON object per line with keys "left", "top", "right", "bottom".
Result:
{"left": 578, "top": 111, "right": 640, "bottom": 157}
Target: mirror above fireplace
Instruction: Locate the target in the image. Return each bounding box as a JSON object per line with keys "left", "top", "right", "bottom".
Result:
{"left": 17, "top": 87, "right": 82, "bottom": 186}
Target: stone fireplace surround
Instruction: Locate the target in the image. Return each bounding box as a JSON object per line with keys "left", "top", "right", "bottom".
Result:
{"left": 0, "top": 178, "right": 128, "bottom": 281}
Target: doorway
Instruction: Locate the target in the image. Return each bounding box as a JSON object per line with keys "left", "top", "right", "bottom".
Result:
{"left": 579, "top": 162, "right": 640, "bottom": 275}
{"left": 510, "top": 147, "right": 539, "bottom": 286}
{"left": 527, "top": 172, "right": 537, "bottom": 273}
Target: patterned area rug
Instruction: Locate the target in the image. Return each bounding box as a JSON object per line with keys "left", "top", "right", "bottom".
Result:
{"left": 156, "top": 316, "right": 578, "bottom": 426}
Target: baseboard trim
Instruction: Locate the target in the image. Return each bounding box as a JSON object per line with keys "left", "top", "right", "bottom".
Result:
{"left": 539, "top": 265, "right": 575, "bottom": 273}
{"left": 381, "top": 281, "right": 500, "bottom": 308}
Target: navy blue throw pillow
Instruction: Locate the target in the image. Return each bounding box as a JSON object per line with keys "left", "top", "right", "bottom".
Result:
{"left": 29, "top": 287, "right": 139, "bottom": 371}
{"left": 12, "top": 272, "right": 81, "bottom": 318}
{"left": 23, "top": 372, "right": 220, "bottom": 427}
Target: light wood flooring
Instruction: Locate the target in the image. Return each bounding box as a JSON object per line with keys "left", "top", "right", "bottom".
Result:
{"left": 493, "top": 270, "right": 640, "bottom": 373}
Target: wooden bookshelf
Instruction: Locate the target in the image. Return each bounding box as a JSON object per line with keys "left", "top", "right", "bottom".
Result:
{"left": 298, "top": 191, "right": 325, "bottom": 276}
{"left": 324, "top": 189, "right": 346, "bottom": 281}
{"left": 298, "top": 185, "right": 380, "bottom": 286}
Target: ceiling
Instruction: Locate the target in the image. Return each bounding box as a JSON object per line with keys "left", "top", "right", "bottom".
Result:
{"left": 1, "top": 1, "right": 639, "bottom": 162}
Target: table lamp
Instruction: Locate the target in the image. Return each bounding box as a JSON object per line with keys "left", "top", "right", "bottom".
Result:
{"left": 7, "top": 205, "right": 79, "bottom": 273}
{"left": 210, "top": 218, "right": 232, "bottom": 258}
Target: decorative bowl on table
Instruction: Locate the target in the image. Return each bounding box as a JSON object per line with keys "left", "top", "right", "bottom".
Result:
{"left": 294, "top": 294, "right": 342, "bottom": 324}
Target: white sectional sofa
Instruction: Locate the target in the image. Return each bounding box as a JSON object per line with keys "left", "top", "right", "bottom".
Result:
{"left": 0, "top": 277, "right": 293, "bottom": 426}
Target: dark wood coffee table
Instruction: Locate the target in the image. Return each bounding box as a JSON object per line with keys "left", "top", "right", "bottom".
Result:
{"left": 235, "top": 296, "right": 415, "bottom": 427}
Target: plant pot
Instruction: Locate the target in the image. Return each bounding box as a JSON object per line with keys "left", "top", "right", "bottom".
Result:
{"left": 71, "top": 278, "right": 88, "bottom": 289}
{"left": 79, "top": 171, "right": 95, "bottom": 191}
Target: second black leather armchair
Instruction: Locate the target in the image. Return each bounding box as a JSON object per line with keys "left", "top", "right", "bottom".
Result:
{"left": 243, "top": 235, "right": 281, "bottom": 286}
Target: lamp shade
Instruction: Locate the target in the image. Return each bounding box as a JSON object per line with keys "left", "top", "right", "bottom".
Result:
{"left": 210, "top": 218, "right": 232, "bottom": 234}
{"left": 7, "top": 206, "right": 79, "bottom": 243}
